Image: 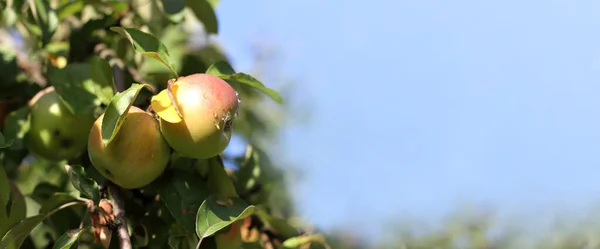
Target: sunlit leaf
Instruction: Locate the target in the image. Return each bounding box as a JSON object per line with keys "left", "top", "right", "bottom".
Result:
{"left": 195, "top": 196, "right": 255, "bottom": 240}
{"left": 90, "top": 56, "right": 116, "bottom": 105}
{"left": 30, "top": 0, "right": 58, "bottom": 46}
{"left": 101, "top": 83, "right": 150, "bottom": 146}
{"left": 52, "top": 228, "right": 85, "bottom": 249}
{"left": 206, "top": 62, "right": 282, "bottom": 104}
{"left": 282, "top": 234, "right": 328, "bottom": 248}
{"left": 110, "top": 27, "right": 178, "bottom": 77}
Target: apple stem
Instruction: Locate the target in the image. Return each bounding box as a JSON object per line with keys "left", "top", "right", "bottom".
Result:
{"left": 108, "top": 182, "right": 132, "bottom": 249}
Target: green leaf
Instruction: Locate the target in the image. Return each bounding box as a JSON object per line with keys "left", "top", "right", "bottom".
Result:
{"left": 0, "top": 164, "right": 9, "bottom": 217}
{"left": 2, "top": 106, "right": 30, "bottom": 151}
{"left": 101, "top": 83, "right": 149, "bottom": 146}
{"left": 206, "top": 62, "right": 283, "bottom": 104}
{"left": 161, "top": 0, "right": 186, "bottom": 23}
{"left": 0, "top": 132, "right": 14, "bottom": 148}
{"left": 282, "top": 234, "right": 328, "bottom": 248}
{"left": 254, "top": 208, "right": 299, "bottom": 239}
{"left": 206, "top": 156, "right": 238, "bottom": 204}
{"left": 64, "top": 165, "right": 99, "bottom": 205}
{"left": 185, "top": 0, "right": 218, "bottom": 34}
{"left": 56, "top": 0, "right": 84, "bottom": 20}
{"left": 90, "top": 56, "right": 116, "bottom": 105}
{"left": 48, "top": 63, "right": 102, "bottom": 116}
{"left": 168, "top": 235, "right": 187, "bottom": 249}
{"left": 195, "top": 196, "right": 255, "bottom": 240}
{"left": 206, "top": 0, "right": 219, "bottom": 8}
{"left": 222, "top": 73, "right": 282, "bottom": 104}
{"left": 0, "top": 199, "right": 83, "bottom": 249}
{"left": 110, "top": 27, "right": 178, "bottom": 77}
{"left": 205, "top": 61, "right": 235, "bottom": 76}
{"left": 52, "top": 228, "right": 85, "bottom": 249}
{"left": 235, "top": 145, "right": 262, "bottom": 195}
{"left": 0, "top": 214, "right": 46, "bottom": 249}
{"left": 155, "top": 169, "right": 211, "bottom": 235}
{"left": 30, "top": 0, "right": 58, "bottom": 46}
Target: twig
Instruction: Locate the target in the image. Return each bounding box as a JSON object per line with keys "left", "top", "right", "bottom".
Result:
{"left": 108, "top": 182, "right": 132, "bottom": 249}
{"left": 104, "top": 55, "right": 131, "bottom": 248}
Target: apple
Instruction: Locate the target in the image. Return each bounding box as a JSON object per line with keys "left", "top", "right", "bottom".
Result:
{"left": 28, "top": 86, "right": 95, "bottom": 161}
{"left": 0, "top": 181, "right": 27, "bottom": 239}
{"left": 157, "top": 73, "right": 239, "bottom": 159}
{"left": 87, "top": 106, "right": 171, "bottom": 189}
{"left": 215, "top": 221, "right": 243, "bottom": 249}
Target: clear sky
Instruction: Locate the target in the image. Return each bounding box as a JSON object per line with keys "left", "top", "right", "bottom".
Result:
{"left": 216, "top": 0, "right": 600, "bottom": 239}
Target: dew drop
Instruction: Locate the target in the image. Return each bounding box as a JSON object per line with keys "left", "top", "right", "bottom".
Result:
{"left": 203, "top": 93, "right": 208, "bottom": 99}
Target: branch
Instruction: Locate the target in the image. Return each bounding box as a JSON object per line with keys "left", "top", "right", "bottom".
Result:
{"left": 102, "top": 43, "right": 131, "bottom": 248}
{"left": 108, "top": 182, "right": 132, "bottom": 249}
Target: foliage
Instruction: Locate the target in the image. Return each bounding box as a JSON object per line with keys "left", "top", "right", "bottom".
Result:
{"left": 0, "top": 0, "right": 328, "bottom": 248}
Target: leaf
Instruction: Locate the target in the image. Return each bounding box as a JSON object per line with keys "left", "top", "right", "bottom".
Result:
{"left": 64, "top": 165, "right": 100, "bottom": 205}
{"left": 0, "top": 132, "right": 14, "bottom": 148}
{"left": 234, "top": 145, "right": 261, "bottom": 194}
{"left": 0, "top": 200, "right": 83, "bottom": 248}
{"left": 151, "top": 87, "right": 182, "bottom": 123}
{"left": 110, "top": 27, "right": 178, "bottom": 77}
{"left": 205, "top": 61, "right": 235, "bottom": 76}
{"left": 56, "top": 0, "right": 84, "bottom": 20}
{"left": 2, "top": 106, "right": 30, "bottom": 151}
{"left": 0, "top": 164, "right": 9, "bottom": 217}
{"left": 48, "top": 63, "right": 102, "bottom": 116}
{"left": 206, "top": 62, "right": 282, "bottom": 104}
{"left": 30, "top": 0, "right": 58, "bottom": 46}
{"left": 206, "top": 156, "right": 238, "bottom": 204}
{"left": 101, "top": 83, "right": 149, "bottom": 146}
{"left": 52, "top": 228, "right": 85, "bottom": 249}
{"left": 0, "top": 214, "right": 47, "bottom": 249}
{"left": 90, "top": 56, "right": 116, "bottom": 105}
{"left": 206, "top": 0, "right": 219, "bottom": 8}
{"left": 282, "top": 234, "right": 328, "bottom": 248}
{"left": 185, "top": 0, "right": 218, "bottom": 34}
{"left": 254, "top": 208, "right": 299, "bottom": 239}
{"left": 167, "top": 235, "right": 186, "bottom": 249}
{"left": 155, "top": 169, "right": 211, "bottom": 235}
{"left": 195, "top": 196, "right": 255, "bottom": 240}
{"left": 221, "top": 73, "right": 282, "bottom": 104}
{"left": 161, "top": 0, "right": 186, "bottom": 23}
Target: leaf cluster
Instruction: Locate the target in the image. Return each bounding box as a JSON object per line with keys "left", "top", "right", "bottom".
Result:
{"left": 0, "top": 0, "right": 324, "bottom": 248}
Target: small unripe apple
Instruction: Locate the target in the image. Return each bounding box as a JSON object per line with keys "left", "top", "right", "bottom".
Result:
{"left": 28, "top": 87, "right": 95, "bottom": 161}
{"left": 158, "top": 74, "right": 239, "bottom": 159}
{"left": 87, "top": 106, "right": 171, "bottom": 189}
{"left": 215, "top": 221, "right": 242, "bottom": 249}
{"left": 0, "top": 181, "right": 27, "bottom": 239}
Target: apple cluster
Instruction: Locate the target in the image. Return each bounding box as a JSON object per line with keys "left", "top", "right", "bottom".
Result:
{"left": 27, "top": 73, "right": 239, "bottom": 189}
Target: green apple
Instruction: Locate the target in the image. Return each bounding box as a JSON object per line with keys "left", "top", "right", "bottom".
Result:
{"left": 87, "top": 106, "right": 171, "bottom": 189}
{"left": 0, "top": 181, "right": 27, "bottom": 239}
{"left": 153, "top": 73, "right": 239, "bottom": 159}
{"left": 28, "top": 86, "right": 95, "bottom": 161}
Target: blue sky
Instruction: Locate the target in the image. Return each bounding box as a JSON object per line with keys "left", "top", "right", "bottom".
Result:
{"left": 216, "top": 0, "right": 600, "bottom": 239}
